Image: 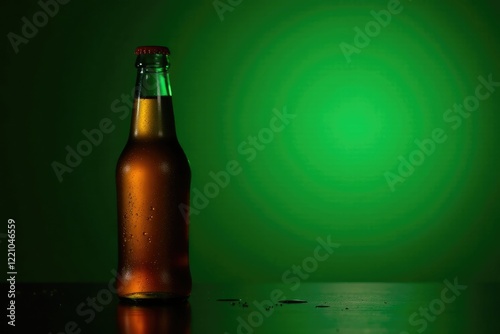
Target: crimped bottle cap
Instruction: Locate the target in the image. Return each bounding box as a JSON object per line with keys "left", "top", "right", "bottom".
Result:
{"left": 135, "top": 46, "right": 170, "bottom": 55}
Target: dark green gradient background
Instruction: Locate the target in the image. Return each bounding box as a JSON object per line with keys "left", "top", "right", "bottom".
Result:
{"left": 1, "top": 0, "right": 499, "bottom": 283}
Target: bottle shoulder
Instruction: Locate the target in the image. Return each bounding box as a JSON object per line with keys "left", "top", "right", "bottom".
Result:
{"left": 120, "top": 138, "right": 186, "bottom": 153}
{"left": 116, "top": 140, "right": 190, "bottom": 173}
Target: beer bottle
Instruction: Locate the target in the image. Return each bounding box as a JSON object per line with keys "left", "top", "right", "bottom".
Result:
{"left": 116, "top": 46, "right": 191, "bottom": 300}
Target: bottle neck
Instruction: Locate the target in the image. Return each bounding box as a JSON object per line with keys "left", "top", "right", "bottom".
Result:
{"left": 130, "top": 54, "right": 176, "bottom": 141}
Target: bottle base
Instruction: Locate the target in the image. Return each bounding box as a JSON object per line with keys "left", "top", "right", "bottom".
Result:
{"left": 119, "top": 292, "right": 189, "bottom": 304}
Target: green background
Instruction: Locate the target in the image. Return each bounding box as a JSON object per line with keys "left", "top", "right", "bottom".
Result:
{"left": 1, "top": 0, "right": 499, "bottom": 283}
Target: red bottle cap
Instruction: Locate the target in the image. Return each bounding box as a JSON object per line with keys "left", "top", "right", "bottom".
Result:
{"left": 134, "top": 46, "right": 170, "bottom": 55}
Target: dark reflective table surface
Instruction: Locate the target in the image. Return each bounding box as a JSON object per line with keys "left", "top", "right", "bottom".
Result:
{"left": 4, "top": 282, "right": 499, "bottom": 333}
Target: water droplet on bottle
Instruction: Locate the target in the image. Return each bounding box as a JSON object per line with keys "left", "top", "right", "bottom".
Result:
{"left": 148, "top": 238, "right": 151, "bottom": 243}
{"left": 150, "top": 206, "right": 155, "bottom": 211}
{"left": 143, "top": 232, "right": 148, "bottom": 236}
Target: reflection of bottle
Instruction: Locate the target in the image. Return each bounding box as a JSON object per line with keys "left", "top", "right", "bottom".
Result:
{"left": 117, "top": 300, "right": 191, "bottom": 334}
{"left": 116, "top": 46, "right": 192, "bottom": 300}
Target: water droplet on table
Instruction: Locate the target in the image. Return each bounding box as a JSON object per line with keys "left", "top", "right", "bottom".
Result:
{"left": 279, "top": 299, "right": 308, "bottom": 304}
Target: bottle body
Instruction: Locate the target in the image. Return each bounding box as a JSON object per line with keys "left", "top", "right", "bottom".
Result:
{"left": 116, "top": 48, "right": 191, "bottom": 300}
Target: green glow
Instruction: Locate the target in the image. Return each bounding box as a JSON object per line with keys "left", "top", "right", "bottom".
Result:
{"left": 8, "top": 0, "right": 499, "bottom": 283}
{"left": 329, "top": 97, "right": 383, "bottom": 150}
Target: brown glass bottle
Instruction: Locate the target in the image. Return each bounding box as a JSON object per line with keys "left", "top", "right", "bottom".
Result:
{"left": 116, "top": 46, "right": 191, "bottom": 300}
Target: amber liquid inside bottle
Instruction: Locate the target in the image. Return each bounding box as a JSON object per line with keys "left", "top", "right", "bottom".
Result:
{"left": 116, "top": 51, "right": 191, "bottom": 300}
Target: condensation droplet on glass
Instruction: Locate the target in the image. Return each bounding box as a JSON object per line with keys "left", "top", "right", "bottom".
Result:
{"left": 143, "top": 232, "right": 148, "bottom": 236}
